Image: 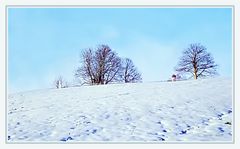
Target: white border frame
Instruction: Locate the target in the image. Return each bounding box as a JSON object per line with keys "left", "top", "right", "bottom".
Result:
{"left": 1, "top": 0, "right": 239, "bottom": 149}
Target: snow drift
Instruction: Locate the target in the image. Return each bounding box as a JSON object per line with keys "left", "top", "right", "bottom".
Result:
{"left": 7, "top": 77, "right": 233, "bottom": 142}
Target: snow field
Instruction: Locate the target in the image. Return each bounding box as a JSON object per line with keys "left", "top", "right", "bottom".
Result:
{"left": 7, "top": 77, "right": 232, "bottom": 142}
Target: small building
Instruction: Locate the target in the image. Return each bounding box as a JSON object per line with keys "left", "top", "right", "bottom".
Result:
{"left": 172, "top": 74, "right": 177, "bottom": 81}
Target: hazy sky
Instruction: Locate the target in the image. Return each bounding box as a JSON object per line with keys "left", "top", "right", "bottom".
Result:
{"left": 8, "top": 8, "right": 232, "bottom": 93}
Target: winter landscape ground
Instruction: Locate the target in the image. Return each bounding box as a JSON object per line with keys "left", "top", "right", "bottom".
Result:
{"left": 7, "top": 77, "right": 232, "bottom": 143}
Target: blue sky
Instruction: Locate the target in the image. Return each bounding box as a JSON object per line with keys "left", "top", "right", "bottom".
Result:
{"left": 8, "top": 8, "right": 232, "bottom": 93}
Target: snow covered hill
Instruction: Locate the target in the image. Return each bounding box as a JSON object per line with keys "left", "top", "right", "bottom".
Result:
{"left": 7, "top": 77, "right": 233, "bottom": 142}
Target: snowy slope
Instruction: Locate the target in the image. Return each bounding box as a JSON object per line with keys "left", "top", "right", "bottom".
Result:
{"left": 7, "top": 77, "right": 233, "bottom": 142}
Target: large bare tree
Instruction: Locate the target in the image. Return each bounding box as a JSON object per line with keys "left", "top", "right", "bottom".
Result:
{"left": 95, "top": 45, "right": 122, "bottom": 84}
{"left": 175, "top": 43, "right": 218, "bottom": 79}
{"left": 75, "top": 48, "right": 97, "bottom": 84}
{"left": 75, "top": 45, "right": 122, "bottom": 85}
{"left": 121, "top": 58, "right": 142, "bottom": 83}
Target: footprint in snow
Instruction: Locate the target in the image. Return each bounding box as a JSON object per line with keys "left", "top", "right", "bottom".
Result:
{"left": 105, "top": 114, "right": 110, "bottom": 119}
{"left": 217, "top": 113, "right": 224, "bottom": 120}
{"left": 83, "top": 121, "right": 91, "bottom": 124}
{"left": 201, "top": 119, "right": 210, "bottom": 125}
{"left": 92, "top": 129, "right": 97, "bottom": 134}
{"left": 162, "top": 129, "right": 167, "bottom": 132}
{"left": 60, "top": 136, "right": 73, "bottom": 141}
{"left": 227, "top": 109, "right": 232, "bottom": 114}
{"left": 225, "top": 122, "right": 231, "bottom": 125}
{"left": 218, "top": 127, "right": 224, "bottom": 133}
{"left": 179, "top": 130, "right": 187, "bottom": 135}
{"left": 85, "top": 129, "right": 97, "bottom": 134}
{"left": 70, "top": 127, "right": 75, "bottom": 130}
{"left": 157, "top": 137, "right": 165, "bottom": 141}
{"left": 149, "top": 132, "right": 166, "bottom": 141}
{"left": 79, "top": 115, "right": 87, "bottom": 119}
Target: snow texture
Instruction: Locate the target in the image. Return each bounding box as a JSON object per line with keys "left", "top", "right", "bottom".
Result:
{"left": 7, "top": 77, "right": 232, "bottom": 142}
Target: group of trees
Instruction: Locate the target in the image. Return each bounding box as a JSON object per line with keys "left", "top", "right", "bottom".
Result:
{"left": 54, "top": 43, "right": 218, "bottom": 88}
{"left": 75, "top": 44, "right": 142, "bottom": 85}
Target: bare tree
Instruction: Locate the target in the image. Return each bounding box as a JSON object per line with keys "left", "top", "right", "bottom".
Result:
{"left": 75, "top": 45, "right": 122, "bottom": 85}
{"left": 121, "top": 58, "right": 142, "bottom": 83}
{"left": 75, "top": 48, "right": 97, "bottom": 85}
{"left": 53, "top": 76, "right": 69, "bottom": 88}
{"left": 54, "top": 76, "right": 64, "bottom": 89}
{"left": 95, "top": 45, "right": 122, "bottom": 84}
{"left": 175, "top": 43, "right": 218, "bottom": 79}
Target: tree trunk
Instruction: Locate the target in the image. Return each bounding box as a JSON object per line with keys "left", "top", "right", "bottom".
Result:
{"left": 194, "top": 73, "right": 197, "bottom": 79}
{"left": 193, "top": 61, "right": 198, "bottom": 79}
{"left": 193, "top": 68, "right": 197, "bottom": 80}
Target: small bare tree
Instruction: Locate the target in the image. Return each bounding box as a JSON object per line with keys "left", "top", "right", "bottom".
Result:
{"left": 175, "top": 43, "right": 218, "bottom": 79}
{"left": 121, "top": 58, "right": 142, "bottom": 83}
{"left": 54, "top": 76, "right": 64, "bottom": 89}
{"left": 53, "top": 76, "right": 69, "bottom": 88}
